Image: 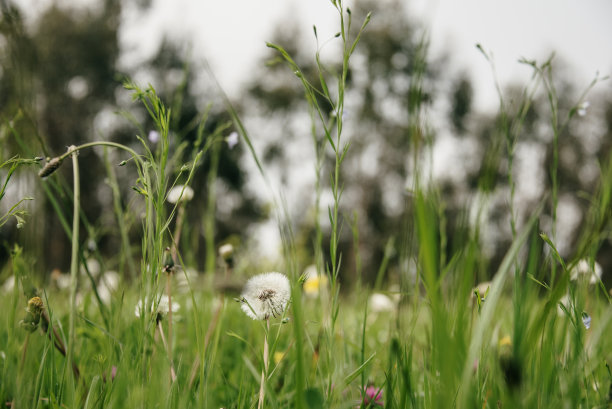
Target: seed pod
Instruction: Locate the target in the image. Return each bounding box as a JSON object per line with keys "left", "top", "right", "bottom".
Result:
{"left": 38, "top": 157, "right": 63, "bottom": 178}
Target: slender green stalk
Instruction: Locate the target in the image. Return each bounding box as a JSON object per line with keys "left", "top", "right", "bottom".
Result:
{"left": 258, "top": 319, "right": 270, "bottom": 409}
{"left": 205, "top": 139, "right": 220, "bottom": 274}
{"left": 67, "top": 145, "right": 79, "bottom": 390}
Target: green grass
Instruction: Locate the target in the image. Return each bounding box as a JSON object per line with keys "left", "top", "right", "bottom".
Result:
{"left": 1, "top": 1, "right": 611, "bottom": 408}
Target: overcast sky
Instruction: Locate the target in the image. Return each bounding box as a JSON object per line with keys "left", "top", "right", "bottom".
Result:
{"left": 116, "top": 0, "right": 612, "bottom": 111}
{"left": 15, "top": 0, "right": 612, "bottom": 110}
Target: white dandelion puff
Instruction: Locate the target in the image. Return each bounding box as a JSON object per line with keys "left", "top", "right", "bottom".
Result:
{"left": 167, "top": 185, "right": 194, "bottom": 204}
{"left": 240, "top": 272, "right": 290, "bottom": 320}
{"left": 369, "top": 293, "right": 395, "bottom": 313}
{"left": 135, "top": 295, "right": 180, "bottom": 319}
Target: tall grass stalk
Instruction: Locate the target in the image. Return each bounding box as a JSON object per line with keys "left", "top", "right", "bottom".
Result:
{"left": 268, "top": 1, "right": 371, "bottom": 401}
{"left": 67, "top": 145, "right": 80, "bottom": 394}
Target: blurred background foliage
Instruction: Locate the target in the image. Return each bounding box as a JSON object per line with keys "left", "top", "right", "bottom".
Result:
{"left": 1, "top": 0, "right": 611, "bottom": 288}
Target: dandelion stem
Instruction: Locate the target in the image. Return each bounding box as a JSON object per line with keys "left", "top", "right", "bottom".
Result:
{"left": 258, "top": 319, "right": 270, "bottom": 409}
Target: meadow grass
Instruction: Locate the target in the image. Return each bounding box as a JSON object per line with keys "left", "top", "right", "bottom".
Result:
{"left": 1, "top": 1, "right": 612, "bottom": 408}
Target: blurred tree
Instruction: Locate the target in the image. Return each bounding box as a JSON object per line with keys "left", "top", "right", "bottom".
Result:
{"left": 242, "top": 0, "right": 612, "bottom": 286}
{"left": 0, "top": 0, "right": 263, "bottom": 277}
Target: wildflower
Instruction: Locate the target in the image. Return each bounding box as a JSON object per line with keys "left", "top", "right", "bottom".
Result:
{"left": 1, "top": 276, "right": 15, "bottom": 294}
{"left": 225, "top": 131, "right": 239, "bottom": 149}
{"left": 582, "top": 312, "right": 591, "bottom": 330}
{"left": 577, "top": 101, "right": 590, "bottom": 117}
{"left": 302, "top": 265, "right": 328, "bottom": 297}
{"left": 273, "top": 351, "right": 285, "bottom": 365}
{"left": 167, "top": 185, "right": 194, "bottom": 204}
{"left": 219, "top": 243, "right": 235, "bottom": 267}
{"left": 499, "top": 335, "right": 512, "bottom": 348}
{"left": 240, "top": 272, "right": 290, "bottom": 320}
{"left": 20, "top": 296, "right": 44, "bottom": 332}
{"left": 570, "top": 259, "right": 602, "bottom": 284}
{"left": 363, "top": 386, "right": 383, "bottom": 407}
{"left": 369, "top": 293, "right": 395, "bottom": 313}
{"left": 148, "top": 130, "right": 160, "bottom": 143}
{"left": 135, "top": 295, "right": 180, "bottom": 321}
{"left": 97, "top": 271, "right": 120, "bottom": 305}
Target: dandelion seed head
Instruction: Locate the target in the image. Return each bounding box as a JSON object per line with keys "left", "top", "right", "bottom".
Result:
{"left": 167, "top": 185, "right": 194, "bottom": 204}
{"left": 369, "top": 293, "right": 395, "bottom": 313}
{"left": 240, "top": 272, "right": 290, "bottom": 320}
{"left": 135, "top": 295, "right": 180, "bottom": 319}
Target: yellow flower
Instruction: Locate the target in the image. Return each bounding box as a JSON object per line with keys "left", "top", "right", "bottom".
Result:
{"left": 302, "top": 265, "right": 328, "bottom": 297}
{"left": 499, "top": 335, "right": 512, "bottom": 348}
{"left": 273, "top": 351, "right": 285, "bottom": 365}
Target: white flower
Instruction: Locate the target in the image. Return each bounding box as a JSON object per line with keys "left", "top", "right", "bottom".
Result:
{"left": 577, "top": 101, "right": 590, "bottom": 117}
{"left": 135, "top": 295, "right": 180, "bottom": 319}
{"left": 225, "top": 132, "right": 239, "bottom": 149}
{"left": 582, "top": 312, "right": 591, "bottom": 329}
{"left": 167, "top": 185, "right": 194, "bottom": 204}
{"left": 240, "top": 272, "right": 291, "bottom": 320}
{"left": 369, "top": 293, "right": 395, "bottom": 313}
{"left": 570, "top": 259, "right": 602, "bottom": 284}
{"left": 218, "top": 243, "right": 234, "bottom": 260}
{"left": 148, "top": 130, "right": 160, "bottom": 143}
{"left": 97, "top": 271, "right": 120, "bottom": 304}
{"left": 1, "top": 276, "right": 15, "bottom": 294}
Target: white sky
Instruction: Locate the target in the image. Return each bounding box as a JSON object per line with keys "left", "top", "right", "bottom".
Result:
{"left": 15, "top": 0, "right": 612, "bottom": 109}
{"left": 116, "top": 0, "right": 612, "bottom": 111}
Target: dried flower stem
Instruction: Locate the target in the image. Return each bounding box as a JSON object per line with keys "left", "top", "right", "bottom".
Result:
{"left": 171, "top": 203, "right": 186, "bottom": 263}
{"left": 257, "top": 319, "right": 270, "bottom": 409}
{"left": 166, "top": 273, "right": 175, "bottom": 383}
{"left": 188, "top": 294, "right": 224, "bottom": 388}
{"left": 157, "top": 319, "right": 177, "bottom": 383}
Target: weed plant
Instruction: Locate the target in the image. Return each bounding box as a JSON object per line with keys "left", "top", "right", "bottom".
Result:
{"left": 1, "top": 1, "right": 611, "bottom": 408}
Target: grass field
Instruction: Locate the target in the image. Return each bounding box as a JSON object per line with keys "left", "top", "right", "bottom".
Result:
{"left": 1, "top": 1, "right": 611, "bottom": 408}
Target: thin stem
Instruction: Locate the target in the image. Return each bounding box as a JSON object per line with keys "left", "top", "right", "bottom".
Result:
{"left": 19, "top": 332, "right": 30, "bottom": 373}
{"left": 166, "top": 273, "right": 175, "bottom": 383}
{"left": 188, "top": 294, "right": 225, "bottom": 388}
{"left": 67, "top": 145, "right": 79, "bottom": 386}
{"left": 258, "top": 319, "right": 270, "bottom": 409}
{"left": 171, "top": 204, "right": 186, "bottom": 263}
{"left": 158, "top": 319, "right": 177, "bottom": 383}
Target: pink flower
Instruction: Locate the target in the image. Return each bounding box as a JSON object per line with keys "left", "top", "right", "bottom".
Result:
{"left": 363, "top": 386, "right": 383, "bottom": 407}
